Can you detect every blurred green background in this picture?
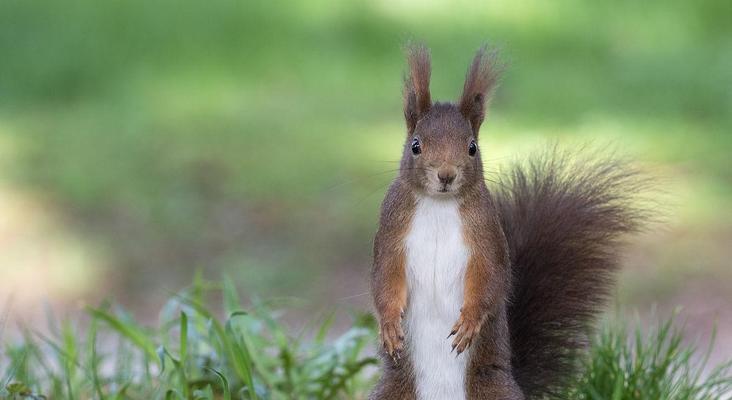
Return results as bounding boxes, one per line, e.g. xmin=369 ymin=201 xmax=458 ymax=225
xmin=0 ymin=0 xmax=730 ymax=356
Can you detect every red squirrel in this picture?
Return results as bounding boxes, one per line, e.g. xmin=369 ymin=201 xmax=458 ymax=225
xmin=370 ymin=45 xmax=646 ymax=400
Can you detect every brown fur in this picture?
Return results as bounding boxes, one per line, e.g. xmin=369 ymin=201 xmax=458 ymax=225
xmin=371 ymin=181 xmax=413 ymax=359
xmin=403 ymin=44 xmax=432 ymax=134
xmin=497 ymin=150 xmax=650 ymax=398
xmin=458 ymin=46 xmax=501 ymax=136
xmin=371 ymin=44 xmax=648 ymax=399
xmin=372 ymin=44 xmax=520 ymax=399
xmin=370 ymin=181 xmax=418 ymax=400
xmin=451 ymin=187 xmax=511 ymax=356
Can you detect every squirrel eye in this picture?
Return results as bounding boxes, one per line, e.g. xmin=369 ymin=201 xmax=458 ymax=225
xmin=411 ymin=138 xmax=421 ymax=155
xmin=468 ymin=140 xmax=477 ymax=156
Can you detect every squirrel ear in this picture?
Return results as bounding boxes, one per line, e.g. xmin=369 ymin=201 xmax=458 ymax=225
xmin=458 ymin=46 xmax=501 ymax=136
xmin=403 ymin=44 xmax=431 ymax=134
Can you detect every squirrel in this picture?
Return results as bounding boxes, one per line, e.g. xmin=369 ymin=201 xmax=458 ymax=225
xmin=370 ymin=44 xmax=647 ymax=400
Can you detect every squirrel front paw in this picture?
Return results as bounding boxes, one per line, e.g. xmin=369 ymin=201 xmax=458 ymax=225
xmin=448 ymin=309 xmax=483 ymax=355
xmin=379 ymin=313 xmax=405 ymax=361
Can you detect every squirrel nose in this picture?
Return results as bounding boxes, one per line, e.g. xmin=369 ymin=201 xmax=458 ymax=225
xmin=437 ymin=167 xmax=457 ymax=185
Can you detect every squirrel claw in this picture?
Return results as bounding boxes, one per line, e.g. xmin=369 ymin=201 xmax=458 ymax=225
xmin=449 ymin=310 xmax=482 ymax=355
xmin=380 ymin=317 xmax=405 ymax=362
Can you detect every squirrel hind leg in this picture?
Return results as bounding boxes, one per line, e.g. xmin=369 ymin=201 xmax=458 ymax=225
xmin=466 ymin=306 xmax=525 ymax=400
xmin=369 ymin=374 xmax=417 ymax=400
xmin=466 ymin=368 xmax=524 ymax=400
xmin=369 ymin=356 xmax=417 ymax=400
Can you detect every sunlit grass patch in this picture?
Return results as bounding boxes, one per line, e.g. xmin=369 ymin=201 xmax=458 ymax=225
xmin=2 ymin=279 xmax=732 ymax=399
xmin=566 ymin=315 xmax=732 ymax=400
xmin=1 ymin=276 xmax=378 ymax=399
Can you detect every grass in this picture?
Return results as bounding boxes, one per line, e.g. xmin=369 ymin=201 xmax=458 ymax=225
xmin=2 ymin=278 xmax=731 ymax=399
xmin=1 ymin=276 xmax=378 ymax=399
xmin=569 ymin=317 xmax=732 ymax=399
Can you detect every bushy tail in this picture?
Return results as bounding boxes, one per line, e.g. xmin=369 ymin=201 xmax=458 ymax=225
xmin=493 ymin=149 xmax=651 ymax=398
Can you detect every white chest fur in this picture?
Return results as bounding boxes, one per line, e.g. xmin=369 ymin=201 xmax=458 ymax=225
xmin=404 ymin=195 xmax=470 ymax=400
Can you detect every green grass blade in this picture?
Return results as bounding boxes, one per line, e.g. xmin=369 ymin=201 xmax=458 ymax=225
xmin=180 ymin=311 xmax=188 ymax=367
xmin=224 ymin=321 xmax=257 ymax=399
xmin=87 ymin=318 xmax=105 ymax=400
xmin=205 ymin=367 xmax=232 ymax=400
xmin=87 ymin=307 xmax=158 ymax=364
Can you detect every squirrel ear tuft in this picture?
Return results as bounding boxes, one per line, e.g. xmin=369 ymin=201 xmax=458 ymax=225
xmin=459 ymin=46 xmax=501 ymax=136
xmin=403 ymin=43 xmax=432 ymax=134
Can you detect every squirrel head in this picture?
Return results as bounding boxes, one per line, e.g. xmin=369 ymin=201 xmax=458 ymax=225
xmin=399 ymin=44 xmax=500 ymax=197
